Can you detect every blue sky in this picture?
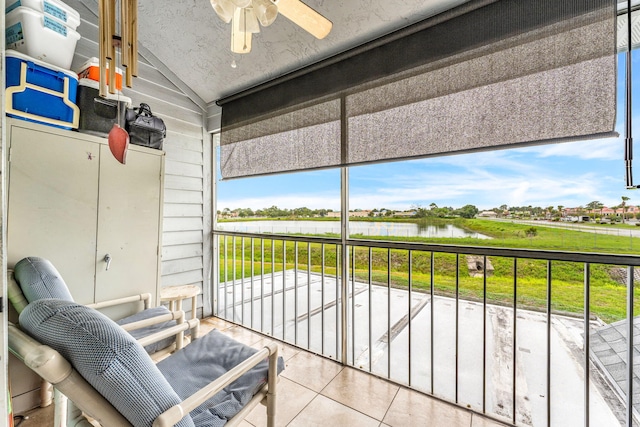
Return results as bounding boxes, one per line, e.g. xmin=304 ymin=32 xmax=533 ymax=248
xmin=217 ymin=55 xmax=636 ymax=212
xmin=217 ymin=138 xmax=625 ymax=212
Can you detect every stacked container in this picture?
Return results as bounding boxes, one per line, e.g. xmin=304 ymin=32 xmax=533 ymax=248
xmin=5 ymin=0 xmax=81 ymax=129
xmin=75 ymin=78 xmax=132 ymax=137
xmin=74 ymin=58 xmax=131 ymax=136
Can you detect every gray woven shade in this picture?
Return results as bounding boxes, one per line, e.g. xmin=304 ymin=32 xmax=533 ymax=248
xmin=219 ymin=0 xmax=617 ymax=179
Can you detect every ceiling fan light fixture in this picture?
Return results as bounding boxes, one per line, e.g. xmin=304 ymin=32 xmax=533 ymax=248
xmin=252 ymin=0 xmax=278 ymax=27
xmin=233 ymin=6 xmax=260 ymax=34
xmin=232 ymin=10 xmax=253 ymax=53
xmin=210 ymin=0 xmax=235 ymax=23
xmin=230 ymin=0 xmax=251 ymax=8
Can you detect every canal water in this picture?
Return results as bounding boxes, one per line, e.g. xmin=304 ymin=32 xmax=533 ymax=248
xmin=217 ymin=220 xmax=490 ymax=239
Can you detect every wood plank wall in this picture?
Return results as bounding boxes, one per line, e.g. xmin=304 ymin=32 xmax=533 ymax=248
xmin=65 ymin=0 xmax=212 ymax=317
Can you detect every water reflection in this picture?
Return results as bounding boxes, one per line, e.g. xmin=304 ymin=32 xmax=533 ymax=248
xmin=218 ymin=220 xmax=490 ymax=239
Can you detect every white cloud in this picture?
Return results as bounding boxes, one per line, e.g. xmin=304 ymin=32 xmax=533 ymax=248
xmin=218 ymin=137 xmax=631 ymax=212
xmin=350 ymin=165 xmax=624 ymax=211
xmin=218 ymin=193 xmax=341 ymax=211
xmin=518 ymin=137 xmax=622 ymax=161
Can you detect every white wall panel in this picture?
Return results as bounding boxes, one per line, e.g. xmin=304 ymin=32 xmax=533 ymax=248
xmin=65 ymin=0 xmax=212 ymax=316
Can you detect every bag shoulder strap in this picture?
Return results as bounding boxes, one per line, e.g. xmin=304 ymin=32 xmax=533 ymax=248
xmin=137 ymin=103 xmax=153 ymax=117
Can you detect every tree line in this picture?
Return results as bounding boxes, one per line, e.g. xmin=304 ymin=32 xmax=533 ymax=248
xmin=217 ymin=204 xmax=480 ymax=219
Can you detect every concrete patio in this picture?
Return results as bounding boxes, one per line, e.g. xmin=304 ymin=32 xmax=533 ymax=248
xmin=218 ymin=270 xmax=626 ymax=426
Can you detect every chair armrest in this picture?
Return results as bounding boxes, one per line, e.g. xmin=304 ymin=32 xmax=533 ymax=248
xmin=136 ymin=318 xmax=200 ymax=350
xmin=152 ymin=342 xmax=278 ymax=427
xmin=120 ymin=310 xmax=185 ymax=332
xmin=86 ymin=293 xmax=152 ymax=310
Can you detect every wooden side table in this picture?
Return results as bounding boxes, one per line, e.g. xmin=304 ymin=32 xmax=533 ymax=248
xmin=160 ymin=284 xmax=201 ymax=320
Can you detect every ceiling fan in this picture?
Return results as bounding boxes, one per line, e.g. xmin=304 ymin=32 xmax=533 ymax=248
xmin=210 ymin=0 xmax=332 ymax=53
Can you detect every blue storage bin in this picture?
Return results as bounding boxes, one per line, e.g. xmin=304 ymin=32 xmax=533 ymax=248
xmin=5 ymin=49 xmax=79 ymax=129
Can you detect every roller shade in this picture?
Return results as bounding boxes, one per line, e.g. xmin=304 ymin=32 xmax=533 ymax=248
xmin=219 ymin=0 xmax=617 ymax=179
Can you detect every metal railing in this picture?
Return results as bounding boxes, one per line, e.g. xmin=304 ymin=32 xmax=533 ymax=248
xmin=213 ymin=229 xmax=640 ymax=427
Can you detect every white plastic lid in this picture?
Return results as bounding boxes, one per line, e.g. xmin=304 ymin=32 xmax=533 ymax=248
xmin=78 ymin=78 xmax=132 ymax=106
xmin=5 ymin=49 xmax=78 ymax=79
xmin=75 ymin=57 xmax=123 ymax=75
xmin=5 ymin=0 xmax=81 ymax=30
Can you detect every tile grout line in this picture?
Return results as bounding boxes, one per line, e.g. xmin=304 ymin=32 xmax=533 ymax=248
xmin=276 ymin=359 xmax=345 ymax=426
xmin=285 ymin=393 xmax=322 ymax=426
xmin=379 ymin=387 xmax=401 ymax=426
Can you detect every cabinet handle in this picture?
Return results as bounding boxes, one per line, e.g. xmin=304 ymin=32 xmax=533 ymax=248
xmin=104 ymin=254 xmax=112 ymax=271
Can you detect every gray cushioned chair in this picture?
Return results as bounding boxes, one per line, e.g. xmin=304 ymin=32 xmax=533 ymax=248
xmin=13 ymin=299 xmax=282 ymax=427
xmin=11 ymin=256 xmax=198 ymax=355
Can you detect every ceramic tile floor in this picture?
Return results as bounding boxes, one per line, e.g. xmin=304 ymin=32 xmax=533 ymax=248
xmin=200 ymin=317 xmax=509 ymax=427
xmin=15 ymin=317 xmax=511 ymax=427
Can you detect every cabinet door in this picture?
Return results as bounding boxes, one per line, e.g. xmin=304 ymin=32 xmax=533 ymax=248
xmin=95 ymin=145 xmax=163 ymax=308
xmin=7 ymin=126 xmax=100 ymax=304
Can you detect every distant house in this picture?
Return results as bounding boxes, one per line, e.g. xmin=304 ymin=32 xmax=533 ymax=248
xmin=394 ymin=211 xmax=416 ymax=217
xmin=478 ymin=211 xmax=498 ymax=218
xmin=327 ymin=210 xmax=372 ymax=218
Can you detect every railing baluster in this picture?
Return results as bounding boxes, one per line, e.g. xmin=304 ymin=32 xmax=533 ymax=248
xmin=251 ymin=238 xmax=254 ymax=330
xmin=308 ymin=242 xmax=311 ymax=350
xmin=627 ymin=265 xmax=634 ymax=427
xmin=387 ymin=248 xmax=391 ymax=379
xmin=232 ymin=236 xmax=237 ymax=323
xmin=241 ymin=237 xmax=245 ymax=325
xmin=369 ymin=246 xmax=373 ymax=373
xmin=430 ymin=251 xmax=435 ymax=394
xmin=336 ymin=244 xmax=340 ymax=360
xmin=261 ymin=239 xmax=265 ymax=332
xmin=408 ymin=250 xmax=413 ymax=387
xmin=271 ymin=239 xmax=275 ymax=336
xmin=295 ymin=241 xmax=299 ymax=346
xmin=513 ymin=258 xmax=518 ymax=426
xmin=283 ymin=240 xmax=287 ymax=342
xmin=547 ymin=260 xmax=552 ymax=427
xmin=584 ymin=262 xmax=590 ymax=427
xmin=352 ymin=245 xmax=356 ymax=366
xmin=224 ymin=235 xmax=228 ymax=319
xmin=483 ymin=254 xmax=487 ymax=413
xmin=455 ymin=253 xmax=459 ymax=404
xmin=322 ymin=243 xmax=325 ymax=356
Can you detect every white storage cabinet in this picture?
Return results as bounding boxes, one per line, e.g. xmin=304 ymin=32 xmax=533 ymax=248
xmin=6 ymin=118 xmax=165 ymax=310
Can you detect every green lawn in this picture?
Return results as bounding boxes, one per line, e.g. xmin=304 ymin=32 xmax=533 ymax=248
xmin=217 ymin=219 xmax=640 ymax=323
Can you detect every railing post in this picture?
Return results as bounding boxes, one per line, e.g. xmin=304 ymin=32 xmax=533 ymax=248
xmin=339 ymin=94 xmax=349 ymax=364
xmin=340 ymin=166 xmax=349 ymax=364
xmin=627 ymin=266 xmax=634 ymax=427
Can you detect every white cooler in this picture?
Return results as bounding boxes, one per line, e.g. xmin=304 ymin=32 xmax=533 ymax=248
xmin=5 ymin=6 xmax=81 ymax=69
xmin=5 ymin=0 xmax=81 ymax=30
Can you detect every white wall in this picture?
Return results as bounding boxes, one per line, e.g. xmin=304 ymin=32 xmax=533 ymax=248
xmin=65 ymin=0 xmax=212 ymax=316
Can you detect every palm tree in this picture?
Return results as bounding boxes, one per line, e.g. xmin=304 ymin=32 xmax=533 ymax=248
xmin=586 ymin=201 xmax=602 ymax=220
xmin=621 ymin=196 xmax=630 ymax=223
xmin=546 ymin=206 xmax=554 ymax=219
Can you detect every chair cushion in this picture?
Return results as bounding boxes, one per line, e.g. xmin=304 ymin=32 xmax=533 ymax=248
xmin=19 ymin=299 xmax=195 ymax=427
xmin=157 ymin=329 xmax=284 ymax=427
xmin=14 ymin=257 xmax=73 ymax=302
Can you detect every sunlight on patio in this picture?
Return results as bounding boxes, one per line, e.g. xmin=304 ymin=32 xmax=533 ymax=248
xmin=18 ymin=316 xmax=507 ymax=427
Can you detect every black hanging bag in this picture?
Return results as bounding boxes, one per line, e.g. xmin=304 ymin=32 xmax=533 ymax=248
xmin=125 ymin=103 xmax=166 ymax=150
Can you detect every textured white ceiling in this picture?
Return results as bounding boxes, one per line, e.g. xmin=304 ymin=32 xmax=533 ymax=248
xmin=136 ymin=0 xmax=469 ymax=104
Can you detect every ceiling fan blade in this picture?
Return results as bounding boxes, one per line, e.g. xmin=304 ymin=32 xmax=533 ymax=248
xmin=274 ymin=0 xmax=332 ymax=39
